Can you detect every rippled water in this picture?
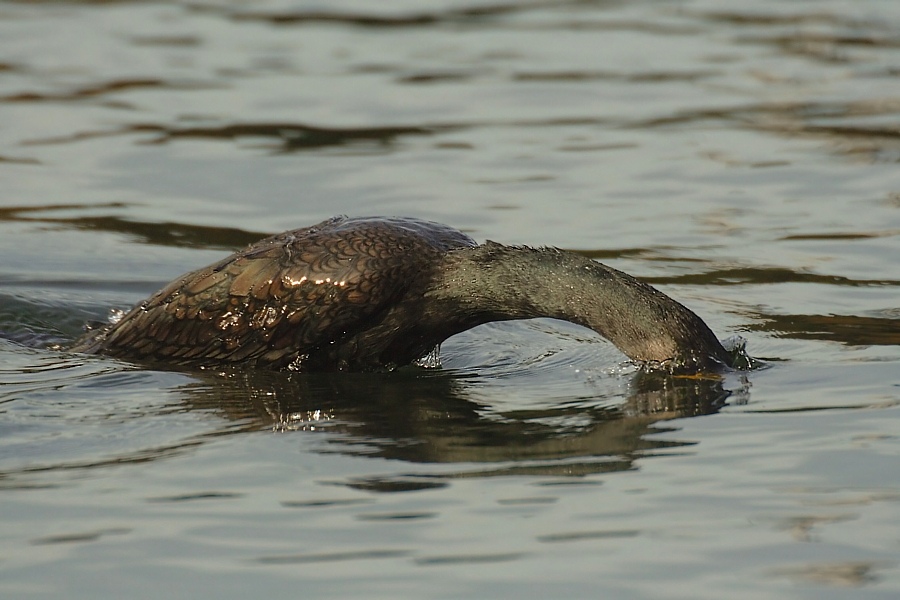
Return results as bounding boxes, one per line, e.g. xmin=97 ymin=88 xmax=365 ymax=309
xmin=2 ymin=1 xmax=899 ymax=598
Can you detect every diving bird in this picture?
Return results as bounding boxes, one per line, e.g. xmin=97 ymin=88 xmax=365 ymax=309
xmin=72 ymin=216 xmax=735 ymax=372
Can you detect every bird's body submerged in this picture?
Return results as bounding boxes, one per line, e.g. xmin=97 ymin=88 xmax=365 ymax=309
xmin=73 ymin=216 xmax=734 ymax=373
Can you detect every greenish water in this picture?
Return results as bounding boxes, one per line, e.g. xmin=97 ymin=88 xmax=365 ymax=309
xmin=1 ymin=1 xmax=898 ymax=598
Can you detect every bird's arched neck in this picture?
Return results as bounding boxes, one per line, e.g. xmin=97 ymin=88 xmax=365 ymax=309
xmin=426 ymin=242 xmax=732 ymax=372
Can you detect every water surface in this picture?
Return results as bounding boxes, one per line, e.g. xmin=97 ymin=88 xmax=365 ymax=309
xmin=1 ymin=1 xmax=899 ymax=598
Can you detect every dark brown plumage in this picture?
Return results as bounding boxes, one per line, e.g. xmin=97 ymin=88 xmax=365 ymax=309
xmin=72 ymin=216 xmax=734 ymax=372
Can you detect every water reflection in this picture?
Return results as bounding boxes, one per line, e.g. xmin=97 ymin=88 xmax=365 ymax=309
xmin=23 ymin=121 xmax=442 ymax=154
xmin=749 ymin=312 xmax=900 ymax=346
xmin=0 ymin=203 xmax=265 ymax=250
xmin=620 ymin=91 xmax=900 ymax=163
xmin=643 ymin=266 xmax=900 ymax=287
xmin=1 ymin=78 xmax=220 ymax=108
xmin=772 ymin=561 xmax=888 ymax=587
xmin=177 ymin=366 xmax=735 ymax=484
xmin=0 ymin=339 xmax=740 ymax=488
xmin=19 ymin=97 xmax=900 ymax=163
xmin=223 ymin=3 xmax=540 ymax=28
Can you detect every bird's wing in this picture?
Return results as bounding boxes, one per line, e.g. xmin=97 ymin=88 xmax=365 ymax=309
xmin=85 ymin=217 xmax=459 ymax=369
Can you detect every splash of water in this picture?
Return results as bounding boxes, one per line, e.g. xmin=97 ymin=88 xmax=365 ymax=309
xmin=415 ymin=344 xmax=442 ymax=369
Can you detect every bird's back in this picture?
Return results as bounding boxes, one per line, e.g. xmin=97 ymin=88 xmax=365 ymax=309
xmin=73 ymin=216 xmax=476 ymax=370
